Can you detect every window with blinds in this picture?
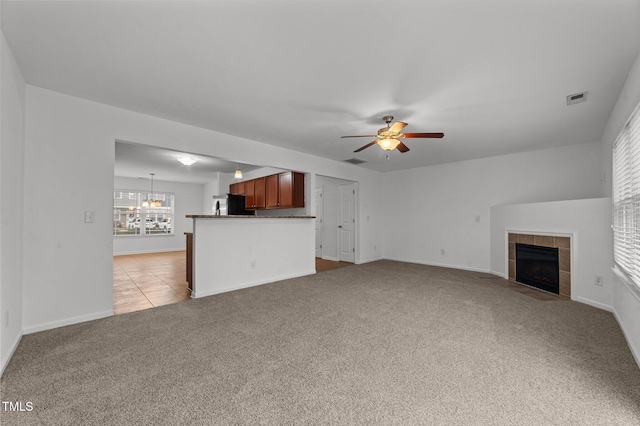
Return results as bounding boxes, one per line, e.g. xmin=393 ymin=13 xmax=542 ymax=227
xmin=612 ymin=101 xmax=640 ymax=291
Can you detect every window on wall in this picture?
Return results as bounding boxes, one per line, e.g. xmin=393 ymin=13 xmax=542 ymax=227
xmin=612 ymin=101 xmax=640 ymax=292
xmin=113 ymin=190 xmax=175 ymax=236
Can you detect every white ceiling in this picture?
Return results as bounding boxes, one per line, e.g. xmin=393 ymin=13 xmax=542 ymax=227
xmin=3 ymin=0 xmax=640 ymax=175
xmin=114 ymin=141 xmax=262 ymax=184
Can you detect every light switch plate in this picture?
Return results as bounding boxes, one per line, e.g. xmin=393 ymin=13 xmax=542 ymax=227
xmin=84 ymin=211 xmax=96 ymax=223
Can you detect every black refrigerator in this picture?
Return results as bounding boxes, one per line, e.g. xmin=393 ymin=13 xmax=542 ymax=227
xmin=227 ymin=194 xmax=254 ymax=216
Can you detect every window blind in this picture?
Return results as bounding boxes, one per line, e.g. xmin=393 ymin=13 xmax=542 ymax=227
xmin=612 ymin=101 xmax=640 ymax=290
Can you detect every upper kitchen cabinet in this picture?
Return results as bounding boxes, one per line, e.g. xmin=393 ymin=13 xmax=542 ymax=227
xmin=280 ymin=171 xmax=305 ymax=208
xmin=265 ymin=174 xmax=279 ymax=208
xmin=229 ymin=182 xmax=245 ymax=196
xmin=232 ymin=171 xmax=304 ymax=210
xmin=245 ymin=177 xmax=266 ymax=210
xmin=244 ymin=180 xmax=255 ymax=208
xmin=267 ymin=171 xmax=304 ymax=209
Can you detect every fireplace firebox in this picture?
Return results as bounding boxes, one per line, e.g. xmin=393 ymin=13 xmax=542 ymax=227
xmin=515 ymin=243 xmax=560 ymax=294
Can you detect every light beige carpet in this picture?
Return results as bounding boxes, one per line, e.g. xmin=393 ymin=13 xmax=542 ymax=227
xmin=2 ymin=260 xmax=639 ymax=425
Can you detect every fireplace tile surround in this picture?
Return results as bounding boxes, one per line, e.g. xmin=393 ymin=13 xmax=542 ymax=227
xmin=508 ymin=233 xmax=571 ymax=297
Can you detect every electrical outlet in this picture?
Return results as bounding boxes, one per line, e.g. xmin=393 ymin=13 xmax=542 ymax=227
xmin=374 ymin=245 xmax=377 ymax=251
xmin=441 ymin=249 xmax=446 ymax=255
xmin=251 ymin=261 xmax=256 ymax=269
xmin=595 ymin=275 xmax=604 ymax=286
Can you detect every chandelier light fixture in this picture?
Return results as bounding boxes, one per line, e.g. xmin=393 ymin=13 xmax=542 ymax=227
xmin=142 ymin=173 xmax=161 ymax=207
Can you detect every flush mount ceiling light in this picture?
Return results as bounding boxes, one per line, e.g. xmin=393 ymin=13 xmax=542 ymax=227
xmin=177 ymin=155 xmax=197 ymax=166
xmin=234 ymin=164 xmax=243 ymax=179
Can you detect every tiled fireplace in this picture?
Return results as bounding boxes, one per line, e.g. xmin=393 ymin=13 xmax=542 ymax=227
xmin=508 ymin=233 xmax=571 ymax=297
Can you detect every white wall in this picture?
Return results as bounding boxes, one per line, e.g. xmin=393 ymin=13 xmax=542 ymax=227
xmin=21 ymin=85 xmax=384 ymax=334
xmin=202 ymin=173 xmax=220 ymax=213
xmin=382 ymin=142 xmax=604 ymax=273
xmin=490 ymin=198 xmax=613 ymax=310
xmin=192 ymin=217 xmax=315 ymax=298
xmin=113 ymin=176 xmax=204 ymax=255
xmin=600 ymin=48 xmax=640 ymax=367
xmin=0 ymin=31 xmax=26 ymax=373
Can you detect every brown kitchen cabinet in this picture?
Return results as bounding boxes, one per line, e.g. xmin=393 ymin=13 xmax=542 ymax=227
xmin=254 ymin=177 xmax=266 ymax=209
xmin=244 ymin=177 xmax=266 ymax=210
xmin=232 ymin=171 xmax=304 ymax=210
xmin=244 ymin=179 xmax=255 ymax=208
xmin=229 ymin=182 xmax=244 ymax=195
xmin=280 ymin=171 xmax=305 ymax=208
xmin=265 ymin=174 xmax=279 ymax=208
xmin=266 ymin=171 xmax=304 ymax=208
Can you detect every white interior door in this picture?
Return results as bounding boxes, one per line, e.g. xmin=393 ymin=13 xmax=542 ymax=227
xmin=338 ymin=183 xmax=355 ymax=263
xmin=315 ymin=186 xmax=323 ymax=258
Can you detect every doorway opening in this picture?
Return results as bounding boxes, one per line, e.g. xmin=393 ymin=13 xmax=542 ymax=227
xmin=315 ymin=175 xmax=357 ymax=266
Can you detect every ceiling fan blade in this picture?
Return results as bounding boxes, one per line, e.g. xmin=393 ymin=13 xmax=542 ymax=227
xmin=396 ymin=142 xmax=410 ymax=153
xmin=341 ymin=135 xmax=377 ymax=138
xmin=403 ymin=132 xmax=444 ymax=138
xmin=388 ymin=121 xmax=408 ymax=133
xmin=354 ymin=140 xmax=377 ymax=153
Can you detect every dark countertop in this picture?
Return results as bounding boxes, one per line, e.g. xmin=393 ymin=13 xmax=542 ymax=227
xmin=186 ymin=215 xmax=316 ymax=219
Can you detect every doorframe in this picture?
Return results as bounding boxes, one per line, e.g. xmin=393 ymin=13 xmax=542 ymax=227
xmin=337 ymin=182 xmax=357 ymax=263
xmin=315 ymin=186 xmax=324 ymax=258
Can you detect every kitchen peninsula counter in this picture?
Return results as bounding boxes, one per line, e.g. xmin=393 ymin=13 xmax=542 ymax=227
xmin=186 ymin=215 xmax=316 ymax=298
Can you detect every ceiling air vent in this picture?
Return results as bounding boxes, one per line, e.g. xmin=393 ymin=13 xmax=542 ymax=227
xmin=344 ymin=158 xmax=367 ymax=165
xmin=566 ymin=91 xmax=588 ymax=106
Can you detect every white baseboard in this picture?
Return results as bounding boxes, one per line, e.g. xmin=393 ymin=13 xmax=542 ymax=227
xmin=383 ymin=257 xmax=491 ymax=274
xmin=612 ymin=307 xmax=640 ymax=370
xmin=192 ymin=269 xmax=316 ymax=299
xmin=113 ymin=248 xmax=185 ymax=256
xmin=490 ymin=273 xmax=617 ymax=315
xmin=22 ymin=310 xmax=114 ymax=335
xmin=574 ymin=296 xmax=613 ymax=313
xmin=355 ymin=255 xmax=384 ymax=265
xmin=321 ymin=255 xmax=339 ymax=262
xmin=1 ymin=331 xmax=23 ymax=377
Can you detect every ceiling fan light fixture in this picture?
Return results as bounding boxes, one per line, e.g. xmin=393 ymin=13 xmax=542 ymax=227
xmin=177 ymin=155 xmax=197 ymax=166
xmin=378 ymin=138 xmax=400 ymax=151
xmin=343 ymin=116 xmax=443 ymax=155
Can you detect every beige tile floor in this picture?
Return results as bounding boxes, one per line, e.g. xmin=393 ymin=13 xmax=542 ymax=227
xmin=113 ymin=251 xmax=191 ymax=315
